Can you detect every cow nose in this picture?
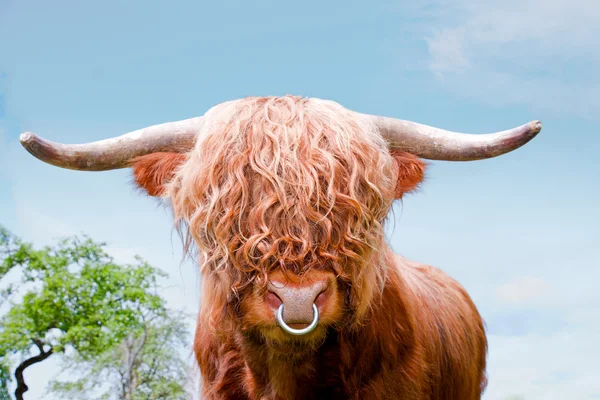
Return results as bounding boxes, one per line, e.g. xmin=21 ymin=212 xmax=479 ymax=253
xmin=266 ymin=279 xmax=328 ymax=327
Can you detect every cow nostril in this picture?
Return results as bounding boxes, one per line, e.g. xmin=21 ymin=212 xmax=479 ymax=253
xmin=265 ymin=290 xmax=283 ymax=309
xmin=314 ymin=287 xmax=329 ymax=308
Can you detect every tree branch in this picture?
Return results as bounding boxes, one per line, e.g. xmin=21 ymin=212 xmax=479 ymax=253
xmin=32 ymin=338 xmax=46 ymax=353
xmin=14 ymin=343 xmax=54 ymax=400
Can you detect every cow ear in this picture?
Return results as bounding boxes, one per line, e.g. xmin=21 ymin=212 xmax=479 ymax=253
xmin=131 ymin=152 xmax=187 ymax=197
xmin=391 ymin=151 xmax=427 ymax=199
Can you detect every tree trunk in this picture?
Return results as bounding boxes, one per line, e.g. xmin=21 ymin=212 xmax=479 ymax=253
xmin=14 ymin=346 xmax=53 ymax=400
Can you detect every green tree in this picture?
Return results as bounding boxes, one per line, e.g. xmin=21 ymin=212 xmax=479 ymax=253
xmin=0 ymin=226 xmax=190 ymax=400
xmin=50 ymin=311 xmax=192 ymax=400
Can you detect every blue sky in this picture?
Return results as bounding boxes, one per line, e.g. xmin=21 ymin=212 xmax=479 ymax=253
xmin=1 ymin=0 xmax=599 ymax=399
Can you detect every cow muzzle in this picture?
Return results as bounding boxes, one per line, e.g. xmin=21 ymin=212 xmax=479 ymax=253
xmin=266 ymin=278 xmax=329 ymax=336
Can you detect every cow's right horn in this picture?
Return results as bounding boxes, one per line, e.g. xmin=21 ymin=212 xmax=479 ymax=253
xmin=19 ymin=117 xmax=203 ymax=171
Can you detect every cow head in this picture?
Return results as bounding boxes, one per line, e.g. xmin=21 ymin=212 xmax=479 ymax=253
xmin=19 ymin=95 xmax=541 ymax=349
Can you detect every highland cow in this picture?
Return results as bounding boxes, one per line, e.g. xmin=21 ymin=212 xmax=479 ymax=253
xmin=20 ymin=95 xmax=542 ymax=399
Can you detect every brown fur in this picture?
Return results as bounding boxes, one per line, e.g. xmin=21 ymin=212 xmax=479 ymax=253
xmin=192 ymin=252 xmax=487 ymax=400
xmin=133 ymin=150 xmax=424 ymax=201
xmin=132 ymin=152 xmax=187 ymax=197
xmin=130 ymin=96 xmax=488 ymax=399
xmin=391 ymin=151 xmax=427 ymax=199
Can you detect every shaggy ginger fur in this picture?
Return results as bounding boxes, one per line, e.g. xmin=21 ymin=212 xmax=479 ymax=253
xmin=132 ymin=96 xmax=486 ymax=399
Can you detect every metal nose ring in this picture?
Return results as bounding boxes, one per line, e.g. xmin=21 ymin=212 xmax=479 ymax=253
xmin=276 ymin=303 xmax=319 ymax=335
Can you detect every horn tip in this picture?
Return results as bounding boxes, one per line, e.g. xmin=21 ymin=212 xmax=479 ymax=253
xmin=19 ymin=132 xmax=36 ymax=145
xmin=19 ymin=132 xmax=43 ymax=155
xmin=530 ymin=120 xmax=542 ymax=133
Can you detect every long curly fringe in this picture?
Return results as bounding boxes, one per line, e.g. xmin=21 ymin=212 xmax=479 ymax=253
xmin=166 ymin=95 xmax=398 ymax=328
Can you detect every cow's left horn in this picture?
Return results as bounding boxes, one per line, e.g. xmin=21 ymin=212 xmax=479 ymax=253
xmin=367 ymin=115 xmax=542 ymax=161
xmin=19 ymin=117 xmax=203 ymax=171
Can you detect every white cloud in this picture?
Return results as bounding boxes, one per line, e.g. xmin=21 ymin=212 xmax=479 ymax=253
xmin=426 ymin=0 xmax=600 ymax=69
xmin=496 ymin=276 xmax=552 ymax=304
xmin=426 ymin=27 xmax=471 ymax=75
xmin=423 ymin=0 xmax=600 ymax=118
xmin=485 ymin=330 xmax=600 ymax=400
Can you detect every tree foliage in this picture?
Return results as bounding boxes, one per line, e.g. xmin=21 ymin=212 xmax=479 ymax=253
xmin=0 ymin=225 xmax=191 ymax=399
xmin=0 ymin=359 xmax=10 ymax=400
xmin=50 ymin=311 xmax=192 ymax=400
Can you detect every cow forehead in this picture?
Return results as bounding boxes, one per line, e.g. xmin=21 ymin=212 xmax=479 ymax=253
xmin=165 ymin=97 xmax=397 ymax=280
xmin=168 ymin=98 xmax=397 ymax=210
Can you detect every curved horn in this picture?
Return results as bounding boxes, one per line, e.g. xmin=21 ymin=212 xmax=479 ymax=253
xmin=19 ymin=117 xmax=203 ymax=171
xmin=367 ymin=115 xmax=542 ymax=161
